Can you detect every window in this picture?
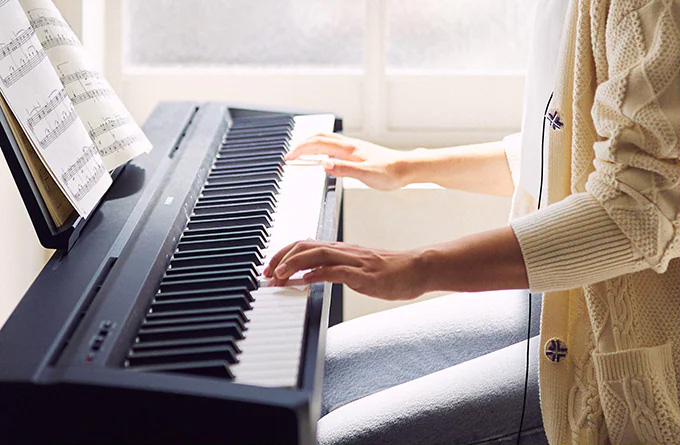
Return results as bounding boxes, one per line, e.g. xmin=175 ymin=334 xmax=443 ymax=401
xmin=94 ymin=0 xmax=537 ymax=147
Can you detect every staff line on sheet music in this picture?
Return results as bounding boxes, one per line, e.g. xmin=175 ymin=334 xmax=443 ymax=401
xmin=29 ymin=16 xmax=69 ymax=30
xmin=1 ymin=46 xmax=46 ymax=87
xmin=100 ymin=133 xmax=140 ymax=157
xmin=59 ymin=69 xmax=101 ymax=86
xmin=26 ymin=88 xmax=68 ymax=128
xmin=70 ymin=88 xmax=114 ymax=106
xmin=89 ymin=116 xmax=131 ymax=140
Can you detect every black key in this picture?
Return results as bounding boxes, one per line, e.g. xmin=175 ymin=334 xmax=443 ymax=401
xmin=132 ymin=336 xmax=241 ymax=353
xmin=143 ymin=313 xmax=246 ymax=331
xmin=206 ymin=171 xmax=282 ymax=183
xmin=152 ymin=294 xmax=252 ymax=311
xmin=167 ymin=262 xmax=258 ymax=278
xmin=226 ymin=126 xmax=292 ymax=139
xmin=127 ymin=345 xmax=239 ymax=367
xmin=186 ymin=215 xmax=273 ymax=230
xmin=210 ymin=163 xmax=284 ymax=176
xmin=126 ymin=360 xmax=235 ymax=379
xmin=213 ymin=153 xmax=284 ymax=165
xmin=158 ymin=273 xmax=257 ymax=293
xmin=230 ymin=116 xmax=293 ymax=129
xmin=162 ymin=266 xmax=258 ymax=285
xmin=192 ymin=201 xmax=275 ymax=215
xmin=188 ymin=208 xmax=272 ymax=223
xmin=196 ymin=193 xmax=276 ymax=207
xmin=137 ymin=321 xmax=245 ymax=342
xmin=146 ymin=308 xmax=247 ymax=324
xmin=181 ymin=224 xmax=269 ymax=239
xmin=169 ymin=251 xmax=262 ymax=269
xmin=180 ymin=227 xmax=267 ymax=242
xmin=218 ymin=146 xmax=287 ymax=158
xmin=199 ymin=184 xmax=279 ymax=199
xmin=177 ymin=236 xmax=265 ymax=253
xmin=205 ymin=177 xmax=280 ymax=190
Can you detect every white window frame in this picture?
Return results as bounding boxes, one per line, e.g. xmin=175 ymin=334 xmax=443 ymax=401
xmin=71 ymin=0 xmax=525 ymax=148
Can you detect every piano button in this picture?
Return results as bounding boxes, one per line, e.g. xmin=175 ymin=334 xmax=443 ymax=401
xmin=137 ymin=321 xmax=245 ymax=342
xmin=158 ymin=274 xmax=258 ymax=293
xmin=126 ymin=360 xmax=235 ymax=380
xmin=152 ymin=295 xmax=252 ymax=312
xmin=132 ymin=336 xmax=241 ymax=354
xmin=146 ymin=307 xmax=248 ymax=324
xmin=127 ymin=345 xmax=239 ymax=367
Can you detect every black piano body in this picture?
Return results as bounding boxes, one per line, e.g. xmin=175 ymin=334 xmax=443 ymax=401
xmin=0 ymin=102 xmax=343 ymax=444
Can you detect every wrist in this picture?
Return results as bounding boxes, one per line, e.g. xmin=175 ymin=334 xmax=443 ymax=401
xmin=390 ymin=148 xmax=427 ymax=187
xmin=411 ymin=245 xmax=446 ymax=294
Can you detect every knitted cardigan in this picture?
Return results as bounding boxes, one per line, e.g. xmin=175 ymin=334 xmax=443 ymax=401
xmin=507 ymin=0 xmax=679 ymax=443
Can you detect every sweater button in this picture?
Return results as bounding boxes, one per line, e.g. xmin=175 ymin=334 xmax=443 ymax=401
xmin=546 ymin=109 xmax=564 ymax=130
xmin=544 ymin=338 xmax=568 ymax=363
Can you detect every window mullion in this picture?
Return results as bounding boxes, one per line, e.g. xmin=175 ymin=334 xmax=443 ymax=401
xmin=362 ymin=0 xmax=387 ymax=140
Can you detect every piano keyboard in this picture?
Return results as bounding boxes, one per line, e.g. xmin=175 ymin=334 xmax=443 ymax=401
xmin=124 ymin=113 xmax=335 ymax=387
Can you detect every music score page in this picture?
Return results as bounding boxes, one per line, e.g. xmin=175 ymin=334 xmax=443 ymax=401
xmin=0 ymin=0 xmax=110 ymax=217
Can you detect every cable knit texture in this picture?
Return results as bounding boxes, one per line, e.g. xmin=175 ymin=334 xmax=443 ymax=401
xmin=509 ymin=0 xmax=679 ymax=443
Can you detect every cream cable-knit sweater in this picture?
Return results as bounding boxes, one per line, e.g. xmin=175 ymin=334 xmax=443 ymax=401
xmin=507 ymin=0 xmax=680 ymax=443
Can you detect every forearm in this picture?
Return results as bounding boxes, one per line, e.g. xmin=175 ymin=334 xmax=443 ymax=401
xmin=398 ymin=141 xmax=515 ymax=197
xmin=418 ymin=226 xmax=529 ymax=292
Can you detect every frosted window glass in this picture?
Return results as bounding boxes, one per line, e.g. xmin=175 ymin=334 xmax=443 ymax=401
xmin=125 ymin=0 xmax=364 ymax=68
xmin=387 ymin=0 xmax=537 ymax=72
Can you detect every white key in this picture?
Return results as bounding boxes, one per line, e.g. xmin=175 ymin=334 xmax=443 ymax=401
xmin=231 ymin=114 xmax=334 ymax=387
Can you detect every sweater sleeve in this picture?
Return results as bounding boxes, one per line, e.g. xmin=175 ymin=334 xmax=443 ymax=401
xmin=510 ymin=2 xmax=680 ymax=292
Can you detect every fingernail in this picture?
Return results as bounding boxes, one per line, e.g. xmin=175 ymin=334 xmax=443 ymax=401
xmin=274 ymin=264 xmax=288 ymax=277
xmin=322 ymin=160 xmax=334 ymax=170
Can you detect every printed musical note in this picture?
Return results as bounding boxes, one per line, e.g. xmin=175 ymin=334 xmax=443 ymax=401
xmin=37 ymin=104 xmax=76 ymax=147
xmin=26 ymin=87 xmax=66 ymax=128
xmin=0 ymin=26 xmax=47 ymax=87
xmin=0 ymin=26 xmax=34 ymax=59
xmin=88 ymin=116 xmax=131 ymax=140
xmin=41 ymin=31 xmax=78 ymax=50
xmin=60 ymin=144 xmax=107 ymax=201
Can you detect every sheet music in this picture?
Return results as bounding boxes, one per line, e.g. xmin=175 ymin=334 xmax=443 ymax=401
xmin=0 ymin=94 xmax=73 ymax=226
xmin=20 ymin=0 xmax=153 ymax=171
xmin=0 ymin=0 xmax=110 ymax=217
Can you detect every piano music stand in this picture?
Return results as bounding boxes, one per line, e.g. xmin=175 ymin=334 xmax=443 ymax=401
xmin=0 ymin=111 xmax=125 ymax=251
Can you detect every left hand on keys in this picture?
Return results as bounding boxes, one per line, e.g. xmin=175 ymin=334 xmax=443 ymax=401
xmin=263 ymin=240 xmax=428 ymax=300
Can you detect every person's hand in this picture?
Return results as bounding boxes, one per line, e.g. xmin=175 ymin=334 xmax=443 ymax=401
xmin=262 ymin=240 xmax=429 ymax=300
xmin=286 ymin=133 xmax=411 ymax=190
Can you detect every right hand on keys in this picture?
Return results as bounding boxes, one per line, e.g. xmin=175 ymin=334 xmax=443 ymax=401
xmin=286 ymin=133 xmax=411 ymax=190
